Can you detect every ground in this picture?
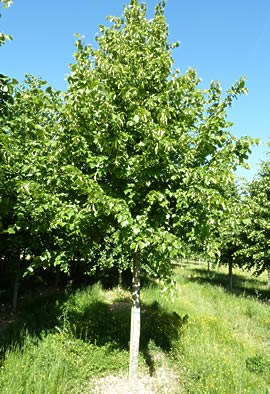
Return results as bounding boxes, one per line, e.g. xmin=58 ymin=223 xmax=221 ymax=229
xmin=90 ymin=351 xmax=180 ymax=393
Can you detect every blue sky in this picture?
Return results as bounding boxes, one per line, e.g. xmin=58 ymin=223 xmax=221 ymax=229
xmin=1 ymin=0 xmax=269 ymax=180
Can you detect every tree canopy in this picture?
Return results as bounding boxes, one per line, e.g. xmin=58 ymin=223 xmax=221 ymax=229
xmin=54 ymin=0 xmax=252 ymax=280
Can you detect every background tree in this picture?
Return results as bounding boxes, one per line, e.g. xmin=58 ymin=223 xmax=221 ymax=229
xmin=0 ymin=76 xmax=62 ymax=310
xmin=237 ymin=157 xmax=270 ymax=284
xmin=216 ymin=182 xmax=249 ymax=289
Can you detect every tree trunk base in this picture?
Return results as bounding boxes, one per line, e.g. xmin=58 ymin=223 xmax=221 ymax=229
xmin=128 ymin=251 xmax=141 ymax=391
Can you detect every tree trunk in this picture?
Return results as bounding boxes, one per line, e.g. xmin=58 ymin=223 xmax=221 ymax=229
xmin=228 ymin=259 xmax=233 ymax=290
xmin=129 ymin=251 xmax=141 ymax=391
xmin=267 ymin=269 xmax=270 ymax=287
xmin=55 ymin=269 xmax=60 ymax=290
xmin=207 ymin=261 xmax=210 ymax=276
xmin=11 ymin=250 xmax=22 ymax=314
xmin=118 ymin=270 xmax=123 ymax=291
xmin=12 ymin=272 xmax=20 ymax=313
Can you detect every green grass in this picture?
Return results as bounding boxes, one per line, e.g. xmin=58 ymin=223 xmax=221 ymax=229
xmin=171 ymin=263 xmax=270 ymax=393
xmin=0 ymin=284 xmax=131 ymax=394
xmin=0 ymin=333 xmax=129 ymax=394
xmin=0 ymin=265 xmax=270 ymax=393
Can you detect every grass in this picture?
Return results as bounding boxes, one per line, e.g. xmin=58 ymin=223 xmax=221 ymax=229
xmin=172 ymin=262 xmax=270 ymax=393
xmin=0 ymin=333 xmax=130 ymax=393
xmin=0 ymin=263 xmax=270 ymax=393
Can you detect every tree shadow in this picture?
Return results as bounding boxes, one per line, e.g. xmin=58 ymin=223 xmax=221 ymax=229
xmin=0 ymin=287 xmax=188 ymax=376
xmin=0 ymin=289 xmax=69 ymax=354
xmin=187 ymin=268 xmax=270 ymax=302
xmin=65 ymin=298 xmax=188 ymax=375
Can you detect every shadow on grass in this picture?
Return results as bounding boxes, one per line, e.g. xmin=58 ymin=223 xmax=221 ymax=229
xmin=0 ymin=287 xmax=188 ymax=375
xmin=0 ymin=290 xmax=69 ymax=354
xmin=187 ymin=268 xmax=270 ymax=302
xmin=63 ymin=298 xmax=187 ymax=375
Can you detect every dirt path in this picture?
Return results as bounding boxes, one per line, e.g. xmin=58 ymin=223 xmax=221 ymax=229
xmin=89 ymin=351 xmax=180 ymax=394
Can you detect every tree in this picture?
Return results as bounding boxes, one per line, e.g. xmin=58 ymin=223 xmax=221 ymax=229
xmin=0 ymin=75 xmax=63 ymax=310
xmin=238 ymin=157 xmax=270 ymax=284
xmin=216 ymin=182 xmax=248 ymax=289
xmin=58 ymin=0 xmax=253 ymax=387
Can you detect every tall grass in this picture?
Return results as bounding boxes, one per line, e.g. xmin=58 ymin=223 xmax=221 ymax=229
xmin=0 ymin=332 xmax=129 ymax=394
xmin=0 ymin=265 xmax=270 ymax=393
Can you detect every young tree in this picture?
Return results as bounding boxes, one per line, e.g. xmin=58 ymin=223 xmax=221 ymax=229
xmin=61 ymin=0 xmax=253 ymax=386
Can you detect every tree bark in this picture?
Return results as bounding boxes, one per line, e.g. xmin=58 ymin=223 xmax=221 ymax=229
xmin=228 ymin=259 xmax=233 ymax=290
xmin=267 ymin=269 xmax=270 ymax=287
xmin=129 ymin=251 xmax=141 ymax=391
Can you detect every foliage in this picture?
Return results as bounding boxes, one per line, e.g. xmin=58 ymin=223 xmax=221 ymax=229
xmin=0 ymin=0 xmax=13 ymax=6
xmin=0 ymin=0 xmax=13 ymax=46
xmin=0 ymin=76 xmax=65 ymax=305
xmin=246 ymin=354 xmax=270 ymax=375
xmin=0 ymin=0 xmax=255 ymax=287
xmin=45 ymin=0 xmax=254 ymax=281
xmin=214 ymin=182 xmax=247 ymax=271
xmin=236 ymin=157 xmax=270 ymax=275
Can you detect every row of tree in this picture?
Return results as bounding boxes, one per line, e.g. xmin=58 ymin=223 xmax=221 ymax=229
xmin=1 ymin=0 xmax=269 ymax=387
